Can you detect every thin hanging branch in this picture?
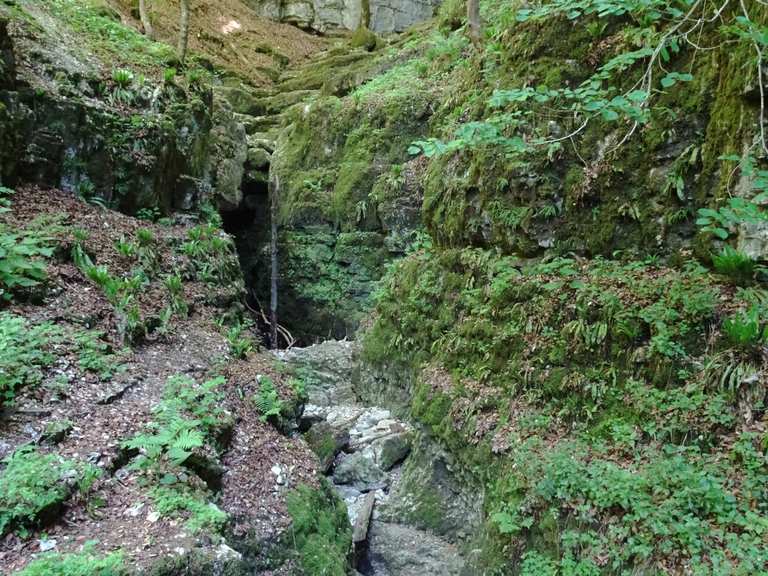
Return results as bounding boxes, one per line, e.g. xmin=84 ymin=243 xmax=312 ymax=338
xmin=269 ymin=173 xmax=280 ymax=350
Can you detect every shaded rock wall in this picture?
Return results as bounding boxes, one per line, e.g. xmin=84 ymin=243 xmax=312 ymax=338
xmin=0 ymin=9 xmax=248 ymax=215
xmin=248 ymin=0 xmax=441 ymax=34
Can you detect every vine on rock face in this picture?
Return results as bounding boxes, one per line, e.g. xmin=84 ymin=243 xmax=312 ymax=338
xmin=411 ymin=0 xmax=766 ymax=160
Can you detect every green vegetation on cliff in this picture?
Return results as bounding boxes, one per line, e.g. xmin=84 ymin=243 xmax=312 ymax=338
xmin=365 ymin=247 xmax=768 ymax=573
xmin=341 ymin=0 xmax=768 ymax=572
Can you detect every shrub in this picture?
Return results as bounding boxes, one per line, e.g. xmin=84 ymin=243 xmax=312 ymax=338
xmin=0 ymin=313 xmax=61 ymax=405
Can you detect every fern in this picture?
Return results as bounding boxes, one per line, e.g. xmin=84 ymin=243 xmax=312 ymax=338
xmin=124 ymin=411 xmax=204 ymax=466
xmin=254 ymin=376 xmax=284 ymax=422
xmin=124 ymin=375 xmax=226 ymax=467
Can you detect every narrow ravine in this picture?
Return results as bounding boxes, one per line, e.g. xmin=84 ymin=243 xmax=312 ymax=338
xmin=278 ymin=341 xmax=465 ymax=575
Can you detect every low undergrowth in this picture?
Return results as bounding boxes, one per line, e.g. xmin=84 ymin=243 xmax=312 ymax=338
xmin=0 ymin=188 xmax=54 ymax=302
xmin=0 ymin=314 xmax=61 ymax=407
xmin=123 ymin=374 xmax=232 ymax=534
xmin=0 ymin=446 xmax=99 ymax=537
xmin=15 ymin=546 xmax=125 ymax=576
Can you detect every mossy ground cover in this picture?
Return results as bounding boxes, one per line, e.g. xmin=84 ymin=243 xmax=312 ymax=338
xmin=364 ymin=247 xmax=768 ymax=574
xmin=286 ymin=482 xmax=352 ymax=576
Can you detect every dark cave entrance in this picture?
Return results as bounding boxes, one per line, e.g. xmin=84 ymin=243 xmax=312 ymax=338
xmin=221 ymin=173 xmax=275 ymax=346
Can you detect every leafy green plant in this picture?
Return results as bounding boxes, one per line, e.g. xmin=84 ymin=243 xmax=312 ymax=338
xmin=151 ymin=485 xmax=227 ymax=534
xmin=0 ymin=313 xmax=62 ymax=405
xmin=0 ymin=223 xmax=53 ymax=301
xmin=225 ymin=321 xmax=254 ymax=359
xmin=110 ymin=68 xmax=135 ymax=105
xmin=253 ymin=376 xmax=284 ymax=422
xmin=74 ymin=330 xmax=125 ymax=380
xmin=124 ymin=409 xmax=204 ymax=468
xmin=74 ymin=251 xmax=144 ymax=343
xmin=178 ymin=224 xmax=239 ymax=283
xmin=15 ymin=545 xmax=125 ymax=576
xmin=163 ymin=68 xmax=178 ymax=83
xmin=288 ymin=377 xmax=307 ymax=402
xmin=136 ymin=207 xmax=162 ymax=222
xmin=490 ymin=508 xmax=531 ymax=536
xmin=722 ymin=306 xmax=765 ymax=348
xmin=697 ymin=157 xmax=768 ymax=240
xmin=0 ymin=447 xmax=82 ymax=536
xmin=164 ymin=273 xmax=188 ymax=317
xmin=0 ymin=186 xmax=12 ymax=213
xmin=115 ymin=236 xmax=136 ymax=258
xmin=163 ymin=375 xmax=228 ymax=432
xmin=124 ymin=375 xmax=228 ymax=468
xmin=712 ymin=246 xmax=756 ymax=286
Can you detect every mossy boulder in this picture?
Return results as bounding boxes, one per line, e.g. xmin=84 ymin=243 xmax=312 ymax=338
xmin=350 ymin=26 xmax=378 ymax=51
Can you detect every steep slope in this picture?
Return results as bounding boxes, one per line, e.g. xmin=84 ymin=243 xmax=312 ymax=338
xmin=110 ymin=0 xmax=329 ymax=86
xmin=2 ymin=0 xmax=768 ymax=573
xmin=0 ymin=2 xmax=353 ymax=574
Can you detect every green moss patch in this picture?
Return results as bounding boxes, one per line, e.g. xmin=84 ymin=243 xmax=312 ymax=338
xmin=286 ymin=482 xmax=352 ymax=576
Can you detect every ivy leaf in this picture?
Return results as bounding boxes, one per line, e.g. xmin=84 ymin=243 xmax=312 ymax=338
xmin=515 ymin=9 xmax=532 ymax=21
xmin=661 ymin=75 xmax=677 ymax=88
xmin=602 ymin=108 xmax=620 ymax=121
xmin=584 ymin=100 xmax=605 ymax=112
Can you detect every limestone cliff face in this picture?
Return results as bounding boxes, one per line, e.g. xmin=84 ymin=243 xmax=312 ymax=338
xmin=248 ymin=0 xmax=440 ymax=33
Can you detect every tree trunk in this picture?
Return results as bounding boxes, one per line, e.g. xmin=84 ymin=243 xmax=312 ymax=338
xmin=467 ymin=0 xmax=481 ymax=47
xmin=178 ymin=0 xmax=190 ymax=63
xmin=139 ymin=0 xmax=154 ymax=40
xmin=269 ymin=173 xmax=280 ymax=350
xmin=361 ymin=0 xmax=371 ymax=28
